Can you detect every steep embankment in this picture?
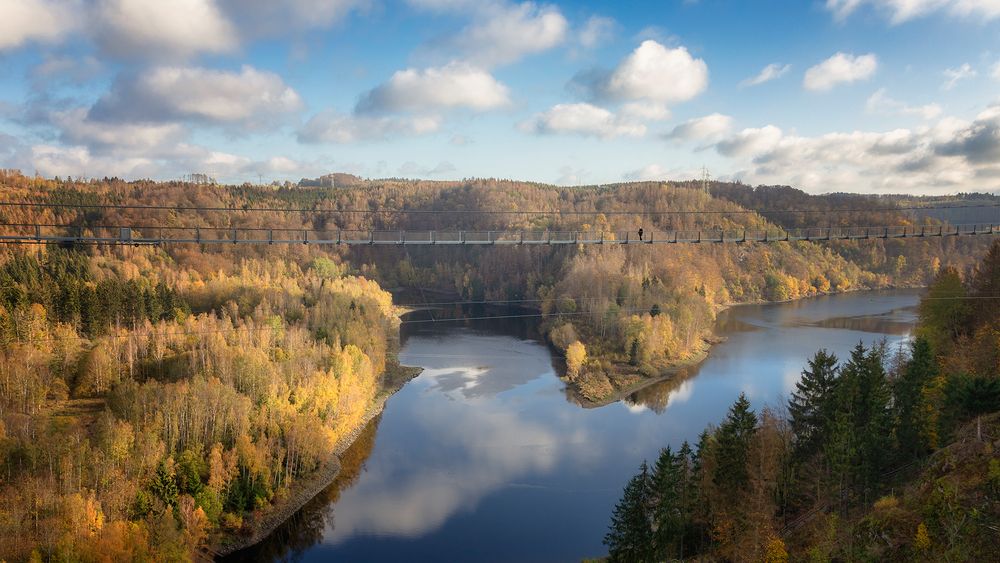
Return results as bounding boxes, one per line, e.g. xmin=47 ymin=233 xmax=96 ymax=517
xmin=213 ymin=363 xmax=422 ymax=556
xmin=786 ymin=413 xmax=1000 ymax=562
xmin=0 ymin=173 xmax=417 ymax=562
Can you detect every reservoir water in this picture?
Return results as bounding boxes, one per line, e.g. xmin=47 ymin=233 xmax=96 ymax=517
xmin=237 ymin=289 xmax=921 ymax=562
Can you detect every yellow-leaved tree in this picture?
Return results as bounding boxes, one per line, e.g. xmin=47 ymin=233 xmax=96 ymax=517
xmin=566 ymin=341 xmax=586 ymax=379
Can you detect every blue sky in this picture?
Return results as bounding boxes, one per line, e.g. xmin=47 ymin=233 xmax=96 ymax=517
xmin=1 ymin=0 xmax=999 ymax=193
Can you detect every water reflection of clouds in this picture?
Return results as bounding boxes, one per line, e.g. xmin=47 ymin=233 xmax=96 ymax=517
xmin=415 ymin=366 xmax=490 ymax=397
xmin=400 ymin=332 xmax=552 ymax=399
xmin=623 ymin=402 xmax=648 ymax=414
xmin=323 ymin=394 xmax=592 ymax=543
xmin=668 ymin=380 xmax=694 ymax=407
xmin=303 ymin=292 xmax=924 ymax=559
xmin=322 ymin=332 xmax=598 ymax=544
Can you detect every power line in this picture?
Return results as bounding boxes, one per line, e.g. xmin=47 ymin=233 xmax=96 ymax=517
xmin=399 ymin=308 xmax=651 ymax=324
xmin=392 ymin=294 xmax=1000 ymax=308
xmin=397 ymin=297 xmax=607 ymax=307
xmin=0 ymin=199 xmax=998 ymax=216
xmin=923 ymin=295 xmax=1000 ymax=300
xmin=0 ymin=307 xmax=649 ymax=344
xmin=7 ymin=295 xmax=999 ymax=345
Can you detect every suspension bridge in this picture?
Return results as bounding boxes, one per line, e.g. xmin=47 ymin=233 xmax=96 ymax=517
xmin=0 ymin=222 xmax=996 ymax=246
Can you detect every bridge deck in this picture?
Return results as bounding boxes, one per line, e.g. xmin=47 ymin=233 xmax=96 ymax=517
xmin=0 ymin=223 xmax=995 ymax=246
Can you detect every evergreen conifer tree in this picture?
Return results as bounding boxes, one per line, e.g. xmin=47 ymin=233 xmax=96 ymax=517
xmin=788 ymin=349 xmax=839 ymax=462
xmin=605 ymin=461 xmax=655 ymax=562
xmin=713 ymin=393 xmax=757 ymax=498
xmin=894 ymin=337 xmax=938 ymax=460
xmin=836 ymin=342 xmax=892 ymax=499
xmin=651 ymin=447 xmax=684 ymax=560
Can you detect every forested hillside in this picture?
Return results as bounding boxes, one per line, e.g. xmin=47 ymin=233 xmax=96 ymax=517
xmin=0 ymin=174 xmax=401 ymax=560
xmin=0 ymin=170 xmax=992 ymax=405
xmin=602 ymin=240 xmax=1000 ymax=562
xmin=322 ymin=176 xmax=991 ymax=402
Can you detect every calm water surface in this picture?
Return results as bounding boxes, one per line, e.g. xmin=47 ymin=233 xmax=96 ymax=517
xmin=235 ymin=290 xmax=920 ymax=562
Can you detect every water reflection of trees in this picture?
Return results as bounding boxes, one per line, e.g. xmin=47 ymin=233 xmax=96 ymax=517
xmin=225 ymin=415 xmax=382 ymax=562
xmin=623 ymin=369 xmax=697 ymax=414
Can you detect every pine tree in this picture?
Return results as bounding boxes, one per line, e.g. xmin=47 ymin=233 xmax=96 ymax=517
xmin=823 ymin=407 xmax=855 ymax=516
xmin=713 ymin=393 xmax=757 ymax=498
xmin=605 ymin=462 xmax=654 ymax=562
xmin=651 ymin=447 xmax=684 ymax=560
xmin=150 ymin=461 xmax=179 ymax=509
xmin=836 ymin=342 xmax=892 ymax=500
xmin=676 ymin=440 xmax=697 ymax=558
xmin=690 ymin=430 xmax=713 ymax=553
xmin=955 ymin=376 xmax=1000 ymax=441
xmin=788 ymin=349 xmax=839 ymax=462
xmin=894 ymin=337 xmax=938 ymax=460
xmin=918 ymin=267 xmax=971 ymax=355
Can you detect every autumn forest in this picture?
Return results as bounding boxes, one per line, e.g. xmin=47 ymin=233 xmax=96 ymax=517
xmin=0 ymin=170 xmax=997 ymax=561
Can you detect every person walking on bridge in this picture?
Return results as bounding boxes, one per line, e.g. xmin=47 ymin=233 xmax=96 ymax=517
xmin=638 ymin=227 xmax=644 ymax=242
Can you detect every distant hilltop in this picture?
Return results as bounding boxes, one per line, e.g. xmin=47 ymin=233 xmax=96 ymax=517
xmin=299 ymin=173 xmax=365 ymax=188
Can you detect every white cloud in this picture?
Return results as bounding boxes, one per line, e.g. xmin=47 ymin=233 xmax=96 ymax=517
xmin=94 ymin=0 xmax=238 ymax=58
xmin=260 ymin=156 xmax=300 ymax=173
xmin=623 ymin=163 xmax=672 ymax=181
xmin=664 ymin=113 xmax=733 ymax=141
xmin=405 ymin=0 xmax=477 ymax=10
xmin=30 ymin=144 xmax=159 ymax=178
xmin=827 ymin=0 xmax=1000 ymax=23
xmin=603 ymin=40 xmax=709 ymax=103
xmin=740 ymin=63 xmax=791 ymax=87
xmin=825 ymin=0 xmax=866 ymax=20
xmin=578 ymin=15 xmax=616 ymax=48
xmin=28 ymin=140 xmax=314 ymax=182
xmin=3 ymin=0 xmax=371 ymax=57
xmin=521 ymin=103 xmax=645 ymax=138
xmin=555 ymin=165 xmax=589 ymax=185
xmin=90 ymin=65 xmax=302 ymax=127
xmin=219 ymin=0 xmax=370 ymax=36
xmin=622 ymin=164 xmax=703 ymax=182
xmin=715 ymin=125 xmax=783 ymax=157
xmin=0 ymin=0 xmax=78 ymax=50
xmin=803 ymin=52 xmax=877 ymax=91
xmin=31 ymin=55 xmax=103 ymax=87
xmin=866 ymin=88 xmax=942 ymax=119
xmin=713 ymin=106 xmax=1000 ymax=193
xmin=620 ymin=102 xmax=670 ymax=121
xmin=942 ymin=62 xmax=976 ymax=90
xmin=448 ymin=2 xmax=568 ymax=66
xmin=397 ymin=160 xmax=457 ymax=176
xmin=298 ymin=112 xmax=442 ymax=143
xmin=935 ymin=104 xmax=1000 ymax=164
xmin=53 ymin=108 xmax=185 ymax=153
xmin=357 ymin=62 xmax=511 ymax=114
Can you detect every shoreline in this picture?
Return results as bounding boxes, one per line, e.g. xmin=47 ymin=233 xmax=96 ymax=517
xmin=571 ymin=341 xmax=715 ymax=409
xmin=211 ymin=286 xmax=926 ymax=556
xmin=211 ymin=362 xmax=423 ymax=557
xmin=563 ymin=285 xmax=925 ymax=408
